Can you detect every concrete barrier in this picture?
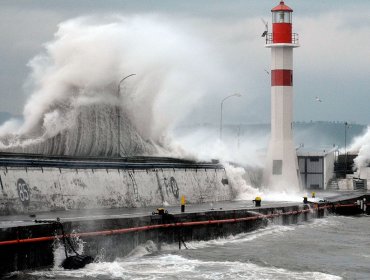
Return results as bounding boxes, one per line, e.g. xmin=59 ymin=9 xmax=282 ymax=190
xmin=0 ymin=165 xmax=232 ymax=215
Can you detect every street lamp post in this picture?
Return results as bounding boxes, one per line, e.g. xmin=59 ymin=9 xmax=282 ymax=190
xmin=220 ymin=93 xmax=241 ymax=141
xmin=117 ymin=73 xmax=136 ymax=157
xmin=344 ymin=121 xmax=349 ymax=174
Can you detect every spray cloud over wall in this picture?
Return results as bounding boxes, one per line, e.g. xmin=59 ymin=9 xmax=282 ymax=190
xmin=349 ymin=126 xmax=370 ymax=168
xmin=0 ymin=15 xmax=266 ymax=199
xmin=0 ymin=15 xmax=227 ymax=156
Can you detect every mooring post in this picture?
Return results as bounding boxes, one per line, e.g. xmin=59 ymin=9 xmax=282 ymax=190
xmin=253 ymin=197 xmax=261 ymax=207
xmin=181 ymin=195 xmax=186 ymax=212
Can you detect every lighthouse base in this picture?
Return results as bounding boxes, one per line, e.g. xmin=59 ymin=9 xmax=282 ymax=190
xmin=263 ymin=139 xmax=301 ymax=192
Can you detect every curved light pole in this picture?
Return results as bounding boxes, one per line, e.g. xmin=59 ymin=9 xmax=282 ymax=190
xmin=344 ymin=121 xmax=351 ymax=173
xmin=117 ymin=73 xmax=136 ymax=157
xmin=220 ymin=93 xmax=241 ymax=141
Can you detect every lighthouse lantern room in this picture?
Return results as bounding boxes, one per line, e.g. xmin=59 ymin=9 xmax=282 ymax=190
xmin=272 ymin=1 xmax=292 ymax=43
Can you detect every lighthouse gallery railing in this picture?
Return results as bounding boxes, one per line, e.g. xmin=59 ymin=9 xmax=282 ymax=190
xmin=265 ymin=33 xmax=299 ymax=45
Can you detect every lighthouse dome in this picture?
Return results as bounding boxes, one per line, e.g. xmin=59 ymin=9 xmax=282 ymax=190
xmin=271 ymin=1 xmax=293 ymax=12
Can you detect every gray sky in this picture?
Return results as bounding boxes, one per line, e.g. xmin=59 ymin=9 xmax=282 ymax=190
xmin=1 ymin=0 xmax=369 ymax=125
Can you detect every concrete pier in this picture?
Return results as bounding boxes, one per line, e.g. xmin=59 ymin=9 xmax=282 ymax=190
xmin=1 ymin=192 xmax=369 ymax=275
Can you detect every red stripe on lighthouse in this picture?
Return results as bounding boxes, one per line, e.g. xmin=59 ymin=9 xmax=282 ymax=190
xmin=271 ymin=69 xmax=293 ymax=86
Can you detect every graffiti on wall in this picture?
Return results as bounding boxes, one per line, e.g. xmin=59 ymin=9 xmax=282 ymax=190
xmin=164 ymin=176 xmax=179 ymax=199
xmin=17 ymin=178 xmax=30 ymax=206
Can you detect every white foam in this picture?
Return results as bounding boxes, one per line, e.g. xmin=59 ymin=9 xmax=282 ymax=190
xmin=174 ymin=225 xmax=295 ymax=251
xmin=124 ymin=240 xmax=159 ymax=259
xmin=30 ymin=253 xmax=341 ymax=280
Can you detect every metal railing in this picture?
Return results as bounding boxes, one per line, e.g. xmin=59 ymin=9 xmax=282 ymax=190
xmin=0 ymin=156 xmax=225 ymax=170
xmin=265 ymin=33 xmax=299 ymax=45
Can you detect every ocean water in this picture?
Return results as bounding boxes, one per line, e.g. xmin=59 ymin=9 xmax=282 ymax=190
xmin=7 ymin=215 xmax=370 ymax=280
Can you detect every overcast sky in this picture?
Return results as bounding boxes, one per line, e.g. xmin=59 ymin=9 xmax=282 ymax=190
xmin=0 ymin=0 xmax=369 ymax=125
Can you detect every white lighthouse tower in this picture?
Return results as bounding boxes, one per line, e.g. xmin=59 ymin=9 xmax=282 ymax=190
xmin=264 ymin=1 xmax=301 ymax=191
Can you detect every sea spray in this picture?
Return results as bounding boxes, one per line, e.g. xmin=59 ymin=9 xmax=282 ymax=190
xmin=0 ymin=15 xmax=225 ymax=156
xmin=349 ymin=126 xmax=370 ymax=168
xmin=170 ymin=125 xmax=268 ymax=166
xmin=223 ymin=162 xmax=260 ymax=200
xmin=169 ymin=127 xmax=268 ymax=198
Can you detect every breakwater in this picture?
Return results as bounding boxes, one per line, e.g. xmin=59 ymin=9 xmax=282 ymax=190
xmin=1 ymin=193 xmax=369 ymax=275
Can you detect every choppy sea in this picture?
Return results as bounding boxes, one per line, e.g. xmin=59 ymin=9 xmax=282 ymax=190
xmin=7 ymin=215 xmax=370 ymax=280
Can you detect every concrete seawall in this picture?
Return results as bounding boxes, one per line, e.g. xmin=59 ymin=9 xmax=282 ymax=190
xmin=0 ymin=154 xmax=232 ymax=215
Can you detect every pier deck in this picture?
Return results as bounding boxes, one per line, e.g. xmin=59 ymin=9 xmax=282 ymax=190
xmin=0 ymin=191 xmax=369 ymax=275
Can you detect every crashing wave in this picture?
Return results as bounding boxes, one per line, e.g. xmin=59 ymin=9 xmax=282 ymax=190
xmin=0 ymin=16 xmax=223 ymax=157
xmin=0 ymin=103 xmax=157 ymax=156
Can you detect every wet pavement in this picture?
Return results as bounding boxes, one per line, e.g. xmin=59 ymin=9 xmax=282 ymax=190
xmin=0 ymin=190 xmax=367 ymax=229
xmin=0 ymin=200 xmax=298 ymax=229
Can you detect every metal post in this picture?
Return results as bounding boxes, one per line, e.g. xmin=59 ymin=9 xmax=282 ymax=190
xmin=237 ymin=124 xmax=241 ymax=150
xmin=220 ymin=101 xmax=223 ymax=140
xmin=219 ymin=93 xmax=241 ymax=141
xmin=344 ymin=121 xmax=348 ymax=174
xmin=117 ymin=74 xmax=136 ymax=157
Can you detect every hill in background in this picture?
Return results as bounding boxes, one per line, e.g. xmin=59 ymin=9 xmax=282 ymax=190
xmin=174 ymin=121 xmax=367 ymax=150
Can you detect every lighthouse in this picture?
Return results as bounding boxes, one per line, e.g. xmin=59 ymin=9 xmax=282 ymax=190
xmin=264 ymin=1 xmax=301 ymax=191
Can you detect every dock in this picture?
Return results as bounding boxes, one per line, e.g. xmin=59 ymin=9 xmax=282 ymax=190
xmin=1 ymin=191 xmax=369 ymax=275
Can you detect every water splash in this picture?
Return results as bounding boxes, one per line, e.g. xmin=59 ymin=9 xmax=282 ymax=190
xmin=29 ymin=253 xmax=341 ymax=280
xmin=349 ymin=126 xmax=370 ymax=168
xmin=0 ymin=16 xmax=225 ymax=157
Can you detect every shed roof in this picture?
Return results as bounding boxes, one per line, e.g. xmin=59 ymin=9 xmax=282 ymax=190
xmin=297 ymin=147 xmax=337 ymax=157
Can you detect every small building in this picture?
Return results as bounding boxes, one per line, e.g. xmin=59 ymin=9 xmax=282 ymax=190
xmin=354 ymin=166 xmax=370 ymax=190
xmin=297 ymin=148 xmax=336 ymax=190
